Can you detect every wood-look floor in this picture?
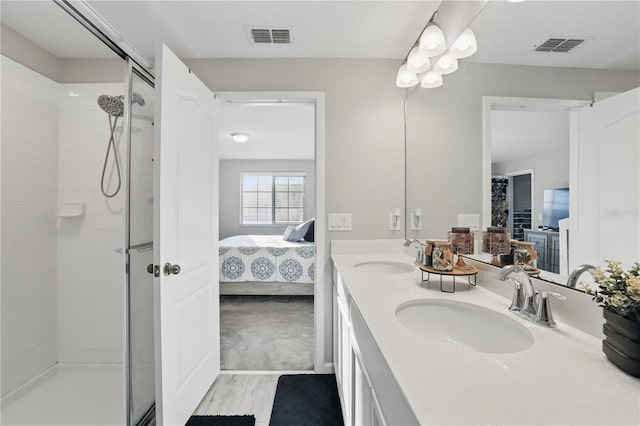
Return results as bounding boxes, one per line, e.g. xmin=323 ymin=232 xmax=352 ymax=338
xmin=194 ymin=374 xmax=280 ymax=426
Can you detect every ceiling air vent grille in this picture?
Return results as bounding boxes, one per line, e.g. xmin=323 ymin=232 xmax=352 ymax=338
xmin=249 ymin=28 xmax=292 ymax=44
xmin=534 ymin=37 xmax=586 ymax=53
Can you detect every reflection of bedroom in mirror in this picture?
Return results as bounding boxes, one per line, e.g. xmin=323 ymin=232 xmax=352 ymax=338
xmin=217 ymin=95 xmax=316 ymax=371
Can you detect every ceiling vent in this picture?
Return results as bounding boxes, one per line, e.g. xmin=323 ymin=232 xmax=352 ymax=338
xmin=534 ymin=37 xmax=587 ymax=53
xmin=249 ymin=27 xmax=292 ymax=44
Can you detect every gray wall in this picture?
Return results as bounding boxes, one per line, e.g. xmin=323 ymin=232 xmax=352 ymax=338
xmin=219 ymin=159 xmax=316 ymax=240
xmin=0 ymin=24 xmax=125 ymax=83
xmin=406 ymin=61 xmax=640 ymax=240
xmin=1 ymin=24 xmax=62 ymax=81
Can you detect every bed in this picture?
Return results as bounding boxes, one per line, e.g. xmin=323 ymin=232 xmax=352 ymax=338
xmin=218 ymin=235 xmax=315 ymax=295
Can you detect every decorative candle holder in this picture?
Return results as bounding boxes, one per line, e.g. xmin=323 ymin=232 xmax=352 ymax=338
xmin=432 ymin=241 xmax=454 ymax=271
xmin=448 ymin=227 xmax=474 ymax=268
xmin=482 ymin=227 xmax=511 ymax=266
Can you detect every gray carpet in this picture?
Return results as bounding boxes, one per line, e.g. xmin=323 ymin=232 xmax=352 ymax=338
xmin=220 ymin=295 xmax=314 ymax=371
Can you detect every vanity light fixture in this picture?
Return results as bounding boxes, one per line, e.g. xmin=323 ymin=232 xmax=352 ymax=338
xmin=396 ymin=10 xmax=479 ymax=90
xmin=231 ymin=132 xmax=250 ymax=143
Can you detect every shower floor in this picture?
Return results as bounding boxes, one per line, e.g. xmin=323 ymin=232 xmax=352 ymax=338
xmin=1 ymin=364 xmax=125 ymax=426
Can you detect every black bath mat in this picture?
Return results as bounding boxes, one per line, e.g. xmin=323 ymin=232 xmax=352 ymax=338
xmin=269 ymin=374 xmax=343 ymax=426
xmin=185 ymin=415 xmax=255 ymax=426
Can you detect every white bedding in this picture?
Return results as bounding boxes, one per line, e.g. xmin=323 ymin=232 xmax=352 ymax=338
xmin=219 ymin=235 xmax=315 ymax=284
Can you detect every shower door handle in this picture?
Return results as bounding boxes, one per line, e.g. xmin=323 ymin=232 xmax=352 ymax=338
xmin=163 ymin=263 xmax=181 ymax=276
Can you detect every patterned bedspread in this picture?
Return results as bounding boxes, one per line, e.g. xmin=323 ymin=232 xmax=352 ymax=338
xmin=219 ymin=235 xmax=315 ymax=284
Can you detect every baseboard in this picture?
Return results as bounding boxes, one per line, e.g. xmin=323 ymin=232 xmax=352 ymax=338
xmin=221 ymin=370 xmax=316 ymax=375
xmin=0 ymin=363 xmax=124 ymax=410
xmin=318 ymin=362 xmax=335 ymax=374
xmin=220 ymin=282 xmax=314 ymax=295
xmin=1 ymin=363 xmax=57 ymax=409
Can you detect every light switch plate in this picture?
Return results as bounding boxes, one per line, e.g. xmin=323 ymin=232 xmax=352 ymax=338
xmin=410 ymin=213 xmax=422 ymax=230
xmin=328 ymin=213 xmax=352 ymax=231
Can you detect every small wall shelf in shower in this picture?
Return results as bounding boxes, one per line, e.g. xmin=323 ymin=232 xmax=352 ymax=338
xmin=57 ymin=202 xmax=85 ymax=218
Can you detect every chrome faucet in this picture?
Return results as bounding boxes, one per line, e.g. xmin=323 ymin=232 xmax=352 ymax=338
xmin=535 ymin=291 xmax=567 ymax=327
xmin=403 ymin=239 xmax=425 ymax=265
xmin=496 ymin=265 xmax=567 ymax=327
xmin=496 ymin=265 xmax=538 ymax=318
xmin=567 ymin=264 xmax=597 ymax=289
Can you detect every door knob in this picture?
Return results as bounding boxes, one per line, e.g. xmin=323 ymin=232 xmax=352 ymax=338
xmin=164 ymin=263 xmax=181 ymax=276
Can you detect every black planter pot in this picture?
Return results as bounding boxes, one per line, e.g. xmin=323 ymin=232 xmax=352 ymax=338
xmin=602 ymin=309 xmax=640 ymax=378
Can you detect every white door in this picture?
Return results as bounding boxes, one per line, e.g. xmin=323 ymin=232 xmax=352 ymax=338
xmin=153 ymin=44 xmax=220 ymax=426
xmin=574 ymin=87 xmax=640 ymax=268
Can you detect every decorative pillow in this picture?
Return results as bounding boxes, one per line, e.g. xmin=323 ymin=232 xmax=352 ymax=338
xmin=282 ymin=225 xmax=298 ymax=241
xmin=283 ymin=218 xmax=315 ymax=242
xmin=303 ymin=219 xmax=315 ymax=242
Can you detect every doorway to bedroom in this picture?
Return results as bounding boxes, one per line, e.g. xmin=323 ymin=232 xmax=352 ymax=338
xmin=216 ymin=93 xmax=321 ymax=372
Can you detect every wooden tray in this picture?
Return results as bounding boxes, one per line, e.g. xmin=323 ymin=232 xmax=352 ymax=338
xmin=419 ymin=264 xmax=479 ymax=276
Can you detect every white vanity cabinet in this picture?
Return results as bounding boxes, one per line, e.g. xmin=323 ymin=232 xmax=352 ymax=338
xmin=333 ymin=270 xmax=353 ymax=426
xmin=333 ymin=268 xmax=410 ymax=426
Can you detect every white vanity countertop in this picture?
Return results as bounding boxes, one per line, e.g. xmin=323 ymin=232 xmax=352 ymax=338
xmin=331 ymin=251 xmax=640 ymax=426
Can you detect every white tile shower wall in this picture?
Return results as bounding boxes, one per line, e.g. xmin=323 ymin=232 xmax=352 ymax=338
xmin=57 ymin=83 xmax=125 ymax=364
xmin=1 ymin=56 xmax=59 ymax=395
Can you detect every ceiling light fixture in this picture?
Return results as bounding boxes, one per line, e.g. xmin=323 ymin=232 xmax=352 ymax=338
xmin=396 ymin=10 xmax=479 ymax=90
xmin=231 ymin=132 xmax=250 ymax=143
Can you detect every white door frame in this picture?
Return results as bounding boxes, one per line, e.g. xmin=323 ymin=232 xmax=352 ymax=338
xmin=481 ymin=96 xmax=589 ymax=231
xmin=216 ymin=91 xmax=326 ymax=373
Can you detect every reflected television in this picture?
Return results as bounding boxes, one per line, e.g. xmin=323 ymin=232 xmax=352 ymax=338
xmin=542 ymin=188 xmax=569 ymax=230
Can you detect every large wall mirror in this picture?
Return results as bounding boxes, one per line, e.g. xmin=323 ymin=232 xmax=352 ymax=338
xmin=405 ymin=0 xmax=640 ymax=292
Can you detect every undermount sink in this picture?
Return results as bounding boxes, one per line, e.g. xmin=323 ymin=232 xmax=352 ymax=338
xmin=353 ymin=261 xmax=415 ymax=274
xmin=395 ymin=299 xmax=534 ymax=354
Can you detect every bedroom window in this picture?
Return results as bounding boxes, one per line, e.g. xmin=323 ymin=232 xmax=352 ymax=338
xmin=240 ymin=173 xmax=305 ymax=225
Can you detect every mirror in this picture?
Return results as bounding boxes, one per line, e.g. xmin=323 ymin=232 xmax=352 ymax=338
xmin=405 ymin=0 xmax=640 ymax=292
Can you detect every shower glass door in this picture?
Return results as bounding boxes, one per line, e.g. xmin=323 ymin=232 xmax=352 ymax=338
xmin=126 ymin=64 xmax=155 ymax=426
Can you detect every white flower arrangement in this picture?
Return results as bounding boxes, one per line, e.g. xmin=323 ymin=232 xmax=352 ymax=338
xmin=584 ymin=260 xmax=640 ymax=321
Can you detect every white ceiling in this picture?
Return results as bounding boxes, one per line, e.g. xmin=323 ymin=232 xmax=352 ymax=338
xmin=468 ymin=1 xmax=640 ymax=71
xmin=219 ymin=102 xmax=315 ymax=160
xmin=1 ymin=1 xmax=638 ymax=71
xmin=491 ymin=110 xmax=570 ymax=164
xmin=1 ymin=1 xmax=636 ymax=161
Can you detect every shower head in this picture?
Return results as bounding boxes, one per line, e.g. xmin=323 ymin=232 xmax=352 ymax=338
xmin=132 ymin=92 xmax=145 ymax=107
xmin=97 ymin=92 xmax=145 ymax=117
xmin=97 ymin=94 xmax=124 ymax=117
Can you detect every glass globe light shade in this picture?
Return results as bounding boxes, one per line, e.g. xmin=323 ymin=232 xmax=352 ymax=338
xmin=406 ymin=46 xmax=430 ymax=73
xmin=396 ymin=64 xmax=418 ymax=88
xmin=419 ymin=23 xmax=446 ymax=57
xmin=433 ymin=53 xmax=459 ymax=75
xmin=450 ymin=28 xmax=478 ymax=59
xmin=420 ymin=71 xmax=443 ymax=89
